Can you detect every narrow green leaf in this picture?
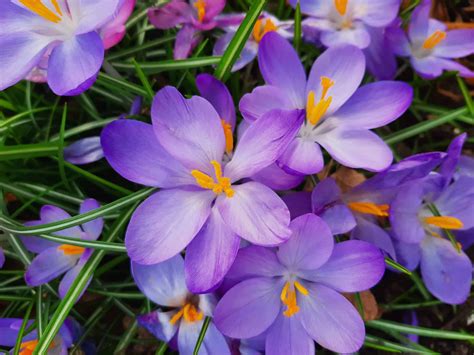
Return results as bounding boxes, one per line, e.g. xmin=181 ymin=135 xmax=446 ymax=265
xmin=456 ymin=75 xmax=474 ymax=117
xmin=132 ymin=59 xmax=154 ymax=101
xmin=58 ymin=103 xmax=71 ymax=190
xmin=365 ymin=335 xmax=437 ymax=354
xmin=36 ymin=286 xmax=44 ymax=337
xmin=193 ymin=317 xmax=212 ymax=355
xmin=107 ymin=36 xmax=175 ymax=61
xmin=294 ymin=2 xmax=302 ymax=53
xmin=112 ymin=56 xmax=221 ymax=74
xmin=97 ymin=72 xmax=148 ymax=97
xmin=385 ymin=257 xmax=411 ymax=275
xmin=0 ymin=108 xmax=51 ymax=129
xmin=13 ymin=301 xmax=35 ymax=355
xmin=0 ymin=142 xmax=58 ymax=161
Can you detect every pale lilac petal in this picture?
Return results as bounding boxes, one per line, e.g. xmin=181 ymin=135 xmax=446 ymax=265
xmin=40 ymin=205 xmax=83 ymax=238
xmin=216 ymin=182 xmax=291 ymax=246
xmin=137 ymin=310 xmax=179 ymax=342
xmin=351 ymin=218 xmax=397 ymax=259
xmin=201 ymin=0 xmax=225 ymax=20
xmin=196 ymin=73 xmax=236 ymax=127
xmin=408 ymin=0 xmax=430 ymax=43
xmin=21 ymin=221 xmax=57 ymax=253
xmin=59 ymin=264 xmax=91 ymax=299
xmin=289 ymin=0 xmax=331 ymax=17
xmin=0 ymin=1 xmax=44 ymax=34
xmin=299 ymin=283 xmax=365 ymax=353
xmin=251 ymin=163 xmax=305 ymax=191
xmin=387 ymin=25 xmax=411 ymax=56
xmin=277 ymin=137 xmax=324 ymax=175
xmin=199 ymin=321 xmax=231 ymax=354
xmin=356 ymin=0 xmax=400 ymax=27
xmin=320 ymin=26 xmax=371 ymax=49
xmin=225 ymin=109 xmax=303 ymax=182
xmin=125 ymin=189 xmax=214 ymax=265
xmin=131 ymin=255 xmax=188 ymax=307
xmin=152 ymin=86 xmax=225 ymax=172
xmin=421 ymin=236 xmax=472 ymax=304
xmin=321 ymin=205 xmax=357 ymax=235
xmin=185 ymin=207 xmax=240 ymax=293
xmin=79 ymin=198 xmax=103 ymax=240
xmin=334 ymin=81 xmax=413 ymax=129
xmin=64 ymin=137 xmax=104 ymax=165
xmin=305 ymin=240 xmax=385 ymax=292
xmin=282 ymin=192 xmax=312 ymax=219
xmin=311 ymin=177 xmax=341 ymax=210
xmin=213 ymin=32 xmax=258 ymax=72
xmin=101 ymin=119 xmax=192 ymax=188
xmin=25 ymin=247 xmax=77 ymax=286
xmin=258 ymin=32 xmax=306 ymax=107
xmin=174 ymin=25 xmax=199 ymax=59
xmin=214 ymin=13 xmax=245 ymax=28
xmin=265 ymin=314 xmax=315 ymax=355
xmin=214 ymin=277 xmax=283 ymax=339
xmin=439 ymin=133 xmax=466 ymax=183
xmin=306 ymin=45 xmax=365 ymax=115
xmin=433 ymin=29 xmax=474 ymax=58
xmin=148 ymin=0 xmax=192 ymax=29
xmin=316 ymin=128 xmax=393 ymax=171
xmin=75 ymin=0 xmax=121 ymax=34
xmin=48 ymin=32 xmax=104 ymax=96
xmin=393 ymin=240 xmax=421 ymax=271
xmin=277 ymin=214 xmax=334 ymax=270
xmin=178 ymin=319 xmax=230 ymax=354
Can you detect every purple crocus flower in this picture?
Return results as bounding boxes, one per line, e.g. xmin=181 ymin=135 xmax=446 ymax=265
xmin=214 ymin=213 xmax=385 ymax=354
xmin=101 ymin=85 xmax=302 ymax=293
xmin=132 ymin=254 xmax=230 ymax=354
xmin=100 ymin=0 xmax=136 ymax=49
xmin=387 ymin=0 xmax=474 ymax=79
xmin=240 ymin=32 xmax=413 ymax=175
xmin=0 ymin=247 xmax=4 ymax=268
xmin=22 ymin=199 xmax=104 ymax=299
xmin=148 ymin=0 xmax=226 ymax=59
xmin=0 ymin=0 xmax=123 ymax=96
xmin=214 ymin=13 xmax=294 ymax=72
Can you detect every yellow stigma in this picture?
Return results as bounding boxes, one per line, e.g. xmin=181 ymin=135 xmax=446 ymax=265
xmin=422 ymin=30 xmax=446 ymax=50
xmin=19 ymin=0 xmax=63 ymax=23
xmin=191 ymin=160 xmax=234 ymax=197
xmin=334 ymin=0 xmax=348 ymax=16
xmin=306 ymin=76 xmax=334 ymax=126
xmin=169 ymin=303 xmax=204 ymax=325
xmin=20 ymin=340 xmax=38 ymax=355
xmin=193 ymin=0 xmax=206 ymax=22
xmin=221 ymin=119 xmax=234 ymax=154
xmin=348 ymin=202 xmax=390 ymax=217
xmin=58 ymin=244 xmax=86 ymax=255
xmin=424 ymin=216 xmax=463 ymax=230
xmin=253 ymin=18 xmax=278 ymax=43
xmin=280 ymin=281 xmax=309 ymax=317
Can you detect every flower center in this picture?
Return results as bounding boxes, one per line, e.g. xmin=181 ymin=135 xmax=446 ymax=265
xmin=424 ymin=216 xmax=463 ymax=230
xmin=191 ymin=160 xmax=234 ymax=197
xmin=280 ymin=281 xmax=309 ymax=317
xmin=422 ymin=30 xmax=446 ymax=50
xmin=221 ymin=119 xmax=234 ymax=154
xmin=19 ymin=0 xmax=63 ymax=23
xmin=348 ymin=202 xmax=390 ymax=217
xmin=58 ymin=244 xmax=86 ymax=255
xmin=193 ymin=0 xmax=206 ymax=23
xmin=169 ymin=303 xmax=204 ymax=325
xmin=306 ymin=76 xmax=334 ymax=126
xmin=20 ymin=340 xmax=38 ymax=355
xmin=334 ymin=0 xmax=348 ymax=16
xmin=253 ymin=18 xmax=277 ymax=43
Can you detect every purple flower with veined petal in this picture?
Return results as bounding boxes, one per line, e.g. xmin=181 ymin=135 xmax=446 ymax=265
xmin=387 ymin=0 xmax=474 ymax=79
xmin=101 ymin=85 xmax=303 ymax=293
xmin=148 ymin=0 xmax=226 ymax=59
xmin=0 ymin=0 xmax=123 ymax=95
xmin=22 ymin=199 xmax=104 ymax=299
xmin=100 ymin=0 xmax=136 ymax=49
xmin=214 ymin=214 xmax=385 ymax=354
xmin=132 ymin=254 xmax=230 ymax=354
xmin=240 ymin=32 xmax=413 ymax=175
xmin=214 ymin=13 xmax=294 ymax=72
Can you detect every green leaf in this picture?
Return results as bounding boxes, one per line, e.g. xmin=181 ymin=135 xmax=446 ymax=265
xmin=112 ymin=56 xmax=221 ymax=74
xmin=193 ymin=317 xmax=212 ymax=355
xmin=385 ymin=257 xmax=412 ymax=275
xmin=132 ymin=59 xmax=155 ymax=101
xmin=456 ymin=75 xmax=474 ymax=117
xmin=0 ymin=142 xmax=58 ymax=160
xmin=13 ymin=301 xmax=35 ymax=355
xmin=294 ymin=2 xmax=302 ymax=53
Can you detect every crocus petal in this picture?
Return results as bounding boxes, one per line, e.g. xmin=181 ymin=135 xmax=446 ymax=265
xmin=196 ymin=73 xmax=236 ymax=128
xmin=202 ymin=0 xmax=225 ymax=20
xmin=386 ymin=25 xmax=411 ymax=56
xmin=306 ymin=45 xmax=365 ymax=115
xmin=21 ymin=221 xmax=57 ymax=253
xmin=225 ymin=109 xmax=303 ymax=182
xmin=0 ymin=248 xmax=4 ymax=269
xmin=277 ymin=137 xmax=324 ymax=175
xmin=393 ymin=240 xmax=421 ymax=271
xmin=311 ymin=177 xmax=341 ymax=210
xmin=100 ymin=0 xmax=135 ymax=49
xmin=174 ymin=25 xmax=199 ymax=59
xmin=0 ymin=32 xmax=51 ymax=91
xmin=334 ymin=81 xmax=413 ymax=129
xmin=48 ymin=32 xmax=104 ymax=96
xmin=320 ymin=26 xmax=371 ymax=49
xmin=138 ymin=310 xmax=179 ymax=342
xmin=258 ymin=32 xmax=306 ymax=107
xmin=265 ymin=314 xmax=315 ymax=355
xmin=131 ymin=255 xmax=188 ymax=307
xmin=282 ymin=192 xmax=312 ymax=219
xmin=364 ymin=26 xmax=397 ymax=80
xmin=148 ymin=0 xmax=192 ymax=29
xmin=74 ymin=0 xmax=121 ymax=34
xmin=216 ymin=182 xmax=291 ymax=246
xmin=251 ymin=163 xmax=305 ymax=191
xmin=64 ymin=137 xmax=104 ymax=165
xmin=305 ymin=240 xmax=385 ymax=292
xmin=289 ymin=0 xmax=331 ymax=17
xmin=355 ymin=0 xmax=400 ymax=27
xmin=433 ymin=29 xmax=474 ymax=58
xmin=321 ymin=205 xmax=357 ymax=235
xmin=152 ymin=86 xmax=225 ymax=172
xmin=213 ymin=32 xmax=258 ymax=72
xmin=277 ymin=214 xmax=334 ymax=270
xmin=40 ymin=205 xmax=83 ymax=238
xmin=0 ymin=319 xmax=26 ymax=346
xmin=215 ymin=277 xmax=283 ymax=339
xmin=125 ymin=189 xmax=214 ymax=265
xmin=185 ymin=207 xmax=241 ymax=293
xmin=101 ymin=119 xmax=192 ymax=188
xmin=0 ymin=1 xmax=44 ymax=34
xmin=351 ymin=218 xmax=397 ymax=259
xmin=420 ymin=236 xmax=472 ymax=304
xmin=79 ymin=198 xmax=103 ymax=240
xmin=412 ymin=56 xmax=474 ymax=79
xmin=439 ymin=133 xmax=466 ymax=183
xmin=299 ymin=283 xmax=365 ymax=353
xmin=25 ymin=247 xmax=77 ymax=286
xmin=59 ymin=264 xmax=91 ymax=299
xmin=315 ymin=127 xmax=393 ymax=171
xmin=408 ymin=0 xmax=430 ymax=43
xmin=178 ymin=319 xmax=230 ymax=355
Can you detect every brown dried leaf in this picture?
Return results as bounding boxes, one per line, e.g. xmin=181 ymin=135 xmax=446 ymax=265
xmin=331 ymin=167 xmax=366 ymax=193
xmin=344 ymin=290 xmax=382 ymax=321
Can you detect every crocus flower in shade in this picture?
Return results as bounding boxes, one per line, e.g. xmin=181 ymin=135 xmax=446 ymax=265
xmin=22 ymin=199 xmax=104 ymax=299
xmin=0 ymin=247 xmax=4 ymax=268
xmin=240 ymin=32 xmax=413 ymax=175
xmin=293 ymin=0 xmax=400 ymax=49
xmin=100 ymin=0 xmax=136 ymax=49
xmin=101 ymin=86 xmax=302 ymax=293
xmin=387 ymin=0 xmax=474 ymax=79
xmin=214 ymin=13 xmax=293 ymax=72
xmin=132 ymin=254 xmax=230 ymax=354
xmin=148 ymin=0 xmax=226 ymax=59
xmin=0 ymin=0 xmax=123 ymax=95
xmin=215 ymin=214 xmax=385 ymax=354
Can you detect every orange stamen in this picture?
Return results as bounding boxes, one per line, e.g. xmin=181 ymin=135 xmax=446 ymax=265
xmin=424 ymin=216 xmax=463 ymax=230
xmin=253 ymin=18 xmax=277 ymax=43
xmin=169 ymin=304 xmax=203 ymax=325
xmin=58 ymin=244 xmax=86 ymax=255
xmin=334 ymin=0 xmax=348 ymax=16
xmin=193 ymin=0 xmax=206 ymax=22
xmin=19 ymin=340 xmax=38 ymax=355
xmin=19 ymin=0 xmax=62 ymax=23
xmin=306 ymin=76 xmax=334 ymax=125
xmin=348 ymin=202 xmax=390 ymax=217
xmin=191 ymin=160 xmax=234 ymax=197
xmin=280 ymin=281 xmax=309 ymax=317
xmin=422 ymin=30 xmax=446 ymax=49
xmin=221 ymin=119 xmax=234 ymax=154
